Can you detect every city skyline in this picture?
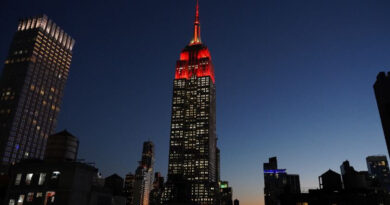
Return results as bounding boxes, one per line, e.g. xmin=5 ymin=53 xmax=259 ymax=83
xmin=2 ymin=1 xmax=390 ymax=205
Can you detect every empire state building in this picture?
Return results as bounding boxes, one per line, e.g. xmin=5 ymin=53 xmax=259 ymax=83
xmin=162 ymin=1 xmax=219 ymax=204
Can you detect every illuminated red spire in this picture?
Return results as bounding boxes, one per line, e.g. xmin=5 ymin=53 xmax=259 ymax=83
xmin=190 ymin=0 xmax=201 ymax=45
xmin=176 ymin=0 xmax=215 ymax=83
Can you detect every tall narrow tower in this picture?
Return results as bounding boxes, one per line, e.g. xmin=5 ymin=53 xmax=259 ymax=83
xmin=134 ymin=141 xmax=155 ymax=205
xmin=0 ymin=15 xmax=75 ymax=165
xmin=162 ymin=1 xmax=218 ymax=204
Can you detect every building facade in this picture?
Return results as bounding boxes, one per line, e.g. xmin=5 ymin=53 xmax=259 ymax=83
xmin=0 ymin=15 xmax=75 ymax=165
xmin=219 ymin=181 xmax=232 ymax=205
xmin=124 ymin=173 xmax=136 ymax=205
xmin=263 ymin=157 xmax=301 ymax=205
xmin=162 ymin=1 xmax=218 ymax=204
xmin=149 ymin=172 xmax=164 ymax=205
xmin=5 ymin=160 xmax=97 ymax=205
xmin=366 ymin=155 xmax=390 ymax=191
xmin=133 ymin=141 xmax=154 ymax=205
xmin=4 ymin=131 xmax=98 ymax=205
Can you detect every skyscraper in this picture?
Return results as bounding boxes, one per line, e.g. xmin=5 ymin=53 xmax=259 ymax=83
xmin=149 ymin=172 xmax=165 ymax=205
xmin=162 ymin=0 xmax=218 ymax=204
xmin=0 ymin=15 xmax=75 ymax=165
xmin=124 ymin=173 xmax=136 ymax=205
xmin=374 ymin=72 xmax=390 ymax=157
xmin=133 ymin=141 xmax=155 ymax=205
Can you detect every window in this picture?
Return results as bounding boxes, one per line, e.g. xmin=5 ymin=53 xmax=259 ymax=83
xmin=45 ymin=191 xmax=55 ymax=204
xmin=25 ymin=173 xmax=33 ymax=185
xmin=14 ymin=174 xmax=22 ymax=185
xmin=27 ymin=192 xmax=34 ymax=202
xmin=8 ymin=199 xmax=15 ymax=205
xmin=51 ymin=171 xmax=60 ymax=179
xmin=38 ymin=173 xmax=46 ymax=185
xmin=17 ymin=195 xmax=24 ymax=205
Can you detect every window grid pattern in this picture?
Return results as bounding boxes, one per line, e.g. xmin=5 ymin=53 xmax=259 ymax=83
xmin=164 ymin=73 xmax=217 ymax=204
xmin=0 ymin=20 xmax=73 ymax=164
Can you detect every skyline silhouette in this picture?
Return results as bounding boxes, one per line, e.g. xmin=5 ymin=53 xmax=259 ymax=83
xmin=1 ymin=1 xmax=390 ymax=204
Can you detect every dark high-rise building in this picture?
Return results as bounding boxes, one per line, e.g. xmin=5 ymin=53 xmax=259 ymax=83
xmin=263 ymin=157 xmax=300 ymax=205
xmin=124 ymin=173 xmax=136 ymax=205
xmin=219 ymin=181 xmax=233 ymax=205
xmin=366 ymin=155 xmax=390 ymax=190
xmin=152 ymin=172 xmax=164 ymax=191
xmin=162 ymin=0 xmax=218 ymax=204
xmin=134 ymin=141 xmax=155 ymax=205
xmin=374 ymin=72 xmax=390 ymax=157
xmin=141 ymin=141 xmax=154 ymax=169
xmin=0 ymin=15 xmax=75 ymax=165
xmin=233 ymin=199 xmax=239 ymax=205
xmin=150 ymin=172 xmax=165 ymax=205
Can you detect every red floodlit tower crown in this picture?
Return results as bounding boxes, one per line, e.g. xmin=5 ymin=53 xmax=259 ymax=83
xmin=175 ymin=0 xmax=215 ymax=83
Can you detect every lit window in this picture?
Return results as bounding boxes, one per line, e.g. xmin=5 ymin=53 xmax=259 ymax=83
xmin=38 ymin=173 xmax=46 ymax=185
xmin=51 ymin=171 xmax=60 ymax=179
xmin=27 ymin=192 xmax=34 ymax=202
xmin=45 ymin=192 xmax=55 ymax=203
xmin=8 ymin=199 xmax=15 ymax=205
xmin=17 ymin=195 xmax=24 ymax=205
xmin=25 ymin=173 xmax=33 ymax=185
xmin=14 ymin=174 xmax=22 ymax=185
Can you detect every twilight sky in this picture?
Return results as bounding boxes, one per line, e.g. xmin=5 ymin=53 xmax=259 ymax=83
xmin=1 ymin=0 xmax=390 ymax=204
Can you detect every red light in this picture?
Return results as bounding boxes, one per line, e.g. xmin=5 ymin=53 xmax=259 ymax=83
xmin=197 ymin=49 xmax=210 ymax=59
xmin=175 ymin=47 xmax=215 ymax=83
xmin=180 ymin=51 xmax=189 ymax=61
xmin=175 ymin=0 xmax=215 ymax=83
